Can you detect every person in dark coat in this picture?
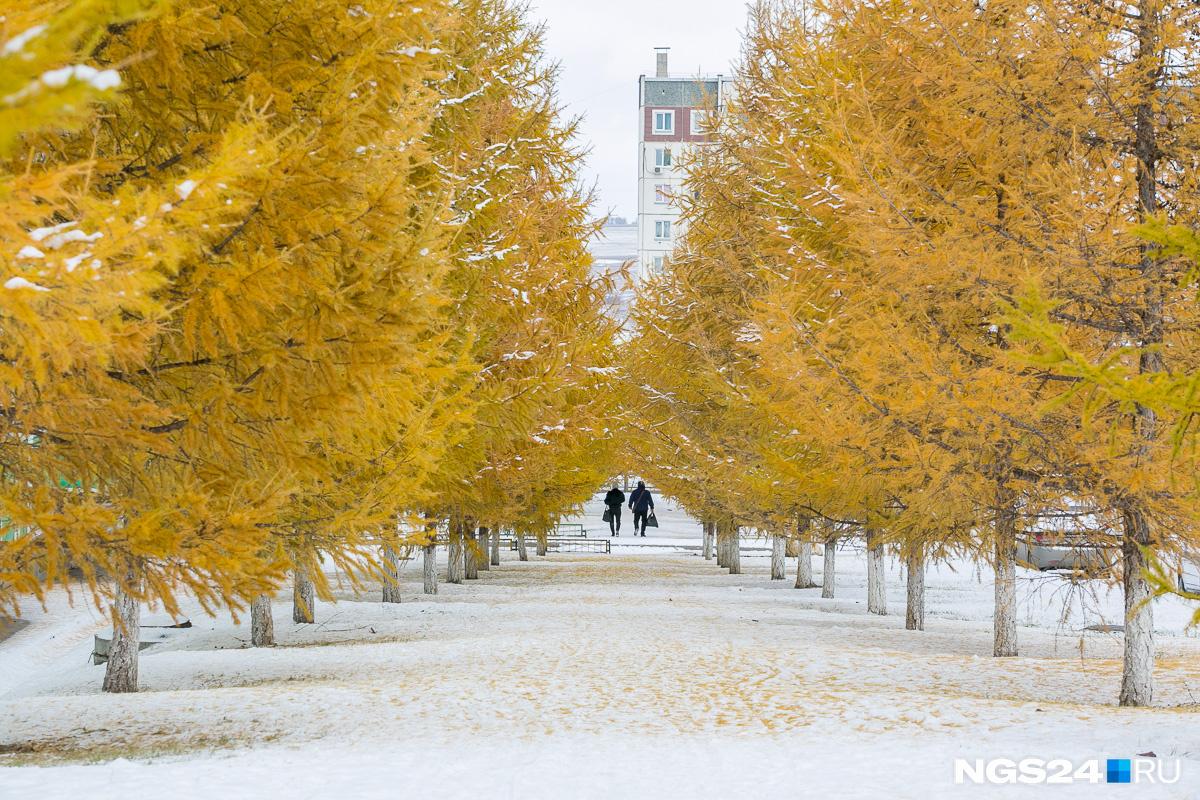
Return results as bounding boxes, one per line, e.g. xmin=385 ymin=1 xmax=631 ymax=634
xmin=603 ymin=486 xmax=625 ymax=536
xmin=628 ymin=481 xmax=655 ymax=537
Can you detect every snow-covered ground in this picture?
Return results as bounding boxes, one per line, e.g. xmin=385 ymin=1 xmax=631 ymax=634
xmin=3 ymin=494 xmax=1200 ymax=799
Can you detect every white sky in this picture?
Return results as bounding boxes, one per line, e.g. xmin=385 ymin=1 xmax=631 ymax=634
xmin=527 ymin=1 xmax=751 ymax=221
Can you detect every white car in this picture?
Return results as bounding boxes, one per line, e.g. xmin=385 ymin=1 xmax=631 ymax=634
xmin=1016 ymin=500 xmax=1120 ymax=576
xmin=1017 ymin=532 xmax=1120 ymax=575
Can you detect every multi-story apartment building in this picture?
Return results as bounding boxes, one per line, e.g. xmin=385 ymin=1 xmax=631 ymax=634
xmin=636 ymin=48 xmax=733 ymax=280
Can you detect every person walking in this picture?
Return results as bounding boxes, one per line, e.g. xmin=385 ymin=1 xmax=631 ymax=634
xmin=603 ymin=485 xmax=625 ymax=536
xmin=628 ymin=481 xmax=655 ymax=537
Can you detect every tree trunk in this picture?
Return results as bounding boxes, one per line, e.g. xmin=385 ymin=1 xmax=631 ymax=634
xmin=795 ymin=542 xmax=816 ymax=589
xmin=536 ymin=533 xmax=548 ymax=557
xmin=822 ymin=537 xmax=837 ymax=598
xmin=464 ymin=523 xmax=479 ymax=580
xmin=770 ymin=534 xmax=786 ymax=579
xmin=477 ymin=528 xmax=490 ymax=571
xmin=251 ymin=594 xmax=275 ymax=646
xmin=866 ymin=531 xmax=886 ymax=615
xmin=293 ymin=567 xmax=315 ymax=623
xmin=905 ymin=544 xmax=925 ymax=631
xmin=381 ymin=545 xmax=402 ymax=603
xmin=715 ymin=523 xmax=727 ymax=568
xmin=1120 ymin=505 xmax=1154 ymax=706
xmin=727 ymin=525 xmax=741 ymax=575
xmin=785 ymin=537 xmax=800 ymax=558
xmin=702 ymin=521 xmax=713 ymax=560
xmin=102 ymin=574 xmax=140 ymax=693
xmin=795 ymin=518 xmax=816 ymax=588
xmin=490 ymin=526 xmax=501 ymax=566
xmin=1116 ymin=1 xmax=1159 ymax=706
xmin=516 ymin=532 xmax=529 ymax=561
xmin=994 ymin=507 xmax=1018 ymax=657
xmin=447 ymin=520 xmax=464 ymax=584
xmin=422 ymin=543 xmax=437 ymax=595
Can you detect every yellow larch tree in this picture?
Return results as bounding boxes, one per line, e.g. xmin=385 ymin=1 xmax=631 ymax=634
xmin=0 ymin=0 xmax=285 ymax=641
xmin=991 ymin=0 xmax=1200 ymax=705
xmin=735 ymin=0 xmax=1065 ymax=652
xmin=626 ymin=88 xmax=810 ymax=578
xmin=809 ymin=0 xmax=1200 ymax=706
xmin=668 ymin=0 xmax=1200 ymax=707
xmin=415 ymin=0 xmax=621 ymax=581
xmin=9 ymin=0 xmax=463 ymax=690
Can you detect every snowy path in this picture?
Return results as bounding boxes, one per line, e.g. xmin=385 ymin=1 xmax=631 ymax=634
xmin=2 ymin=499 xmax=1200 ymax=798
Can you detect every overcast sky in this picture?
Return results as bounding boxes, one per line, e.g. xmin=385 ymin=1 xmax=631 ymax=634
xmin=527 ymin=1 xmax=751 ymax=221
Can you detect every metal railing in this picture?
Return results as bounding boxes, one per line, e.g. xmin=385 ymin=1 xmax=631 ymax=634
xmin=506 ymin=537 xmax=611 ymax=554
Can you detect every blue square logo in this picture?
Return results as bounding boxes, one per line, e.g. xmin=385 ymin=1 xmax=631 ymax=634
xmin=1107 ymin=759 xmax=1132 ymax=784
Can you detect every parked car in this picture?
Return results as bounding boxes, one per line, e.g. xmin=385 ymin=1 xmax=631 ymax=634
xmin=1017 ymin=531 xmax=1120 ymax=575
xmin=1017 ymin=500 xmax=1120 ymax=576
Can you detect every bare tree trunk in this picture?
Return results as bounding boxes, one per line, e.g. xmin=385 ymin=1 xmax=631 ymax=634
xmin=994 ymin=508 xmax=1018 ymax=657
xmin=822 ymin=536 xmax=837 ymax=598
xmin=490 ymin=526 xmax=501 ymax=566
xmin=715 ymin=523 xmax=728 ymax=568
xmin=251 ymin=594 xmax=275 ymax=646
xmin=477 ymin=527 xmax=490 ymax=572
xmin=702 ymin=521 xmax=713 ymax=560
xmin=517 ymin=532 xmax=529 ymax=561
xmin=727 ymin=525 xmax=742 ymax=575
xmin=422 ymin=543 xmax=437 ymax=595
xmin=464 ymin=521 xmax=479 ymax=580
xmin=866 ymin=531 xmax=887 ymax=615
xmin=382 ymin=545 xmax=403 ymax=603
xmin=795 ymin=518 xmax=816 ymax=588
xmin=1120 ymin=506 xmax=1154 ymax=706
xmin=293 ymin=567 xmax=315 ymax=624
xmin=905 ymin=544 xmax=925 ymax=631
xmin=1117 ymin=2 xmax=1160 ymax=706
xmin=795 ymin=542 xmax=816 ymax=589
xmin=102 ymin=574 xmax=140 ymax=693
xmin=447 ymin=519 xmax=464 ymax=584
xmin=536 ymin=532 xmax=548 ymax=557
xmin=770 ymin=534 xmax=786 ymax=580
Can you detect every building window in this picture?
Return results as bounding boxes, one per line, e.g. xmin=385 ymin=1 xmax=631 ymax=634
xmin=691 ymin=109 xmax=712 ymax=134
xmin=654 ymin=184 xmax=671 ymax=204
xmin=652 ymin=256 xmax=666 ymax=273
xmin=655 ymin=147 xmax=673 ymax=168
xmin=653 ymin=110 xmax=674 ymax=134
xmin=655 ymin=220 xmax=672 ymax=240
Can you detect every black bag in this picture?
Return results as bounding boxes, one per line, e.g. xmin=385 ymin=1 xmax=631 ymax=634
xmin=646 ymin=511 xmax=659 ymax=528
xmin=602 ymin=508 xmax=613 ymax=523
